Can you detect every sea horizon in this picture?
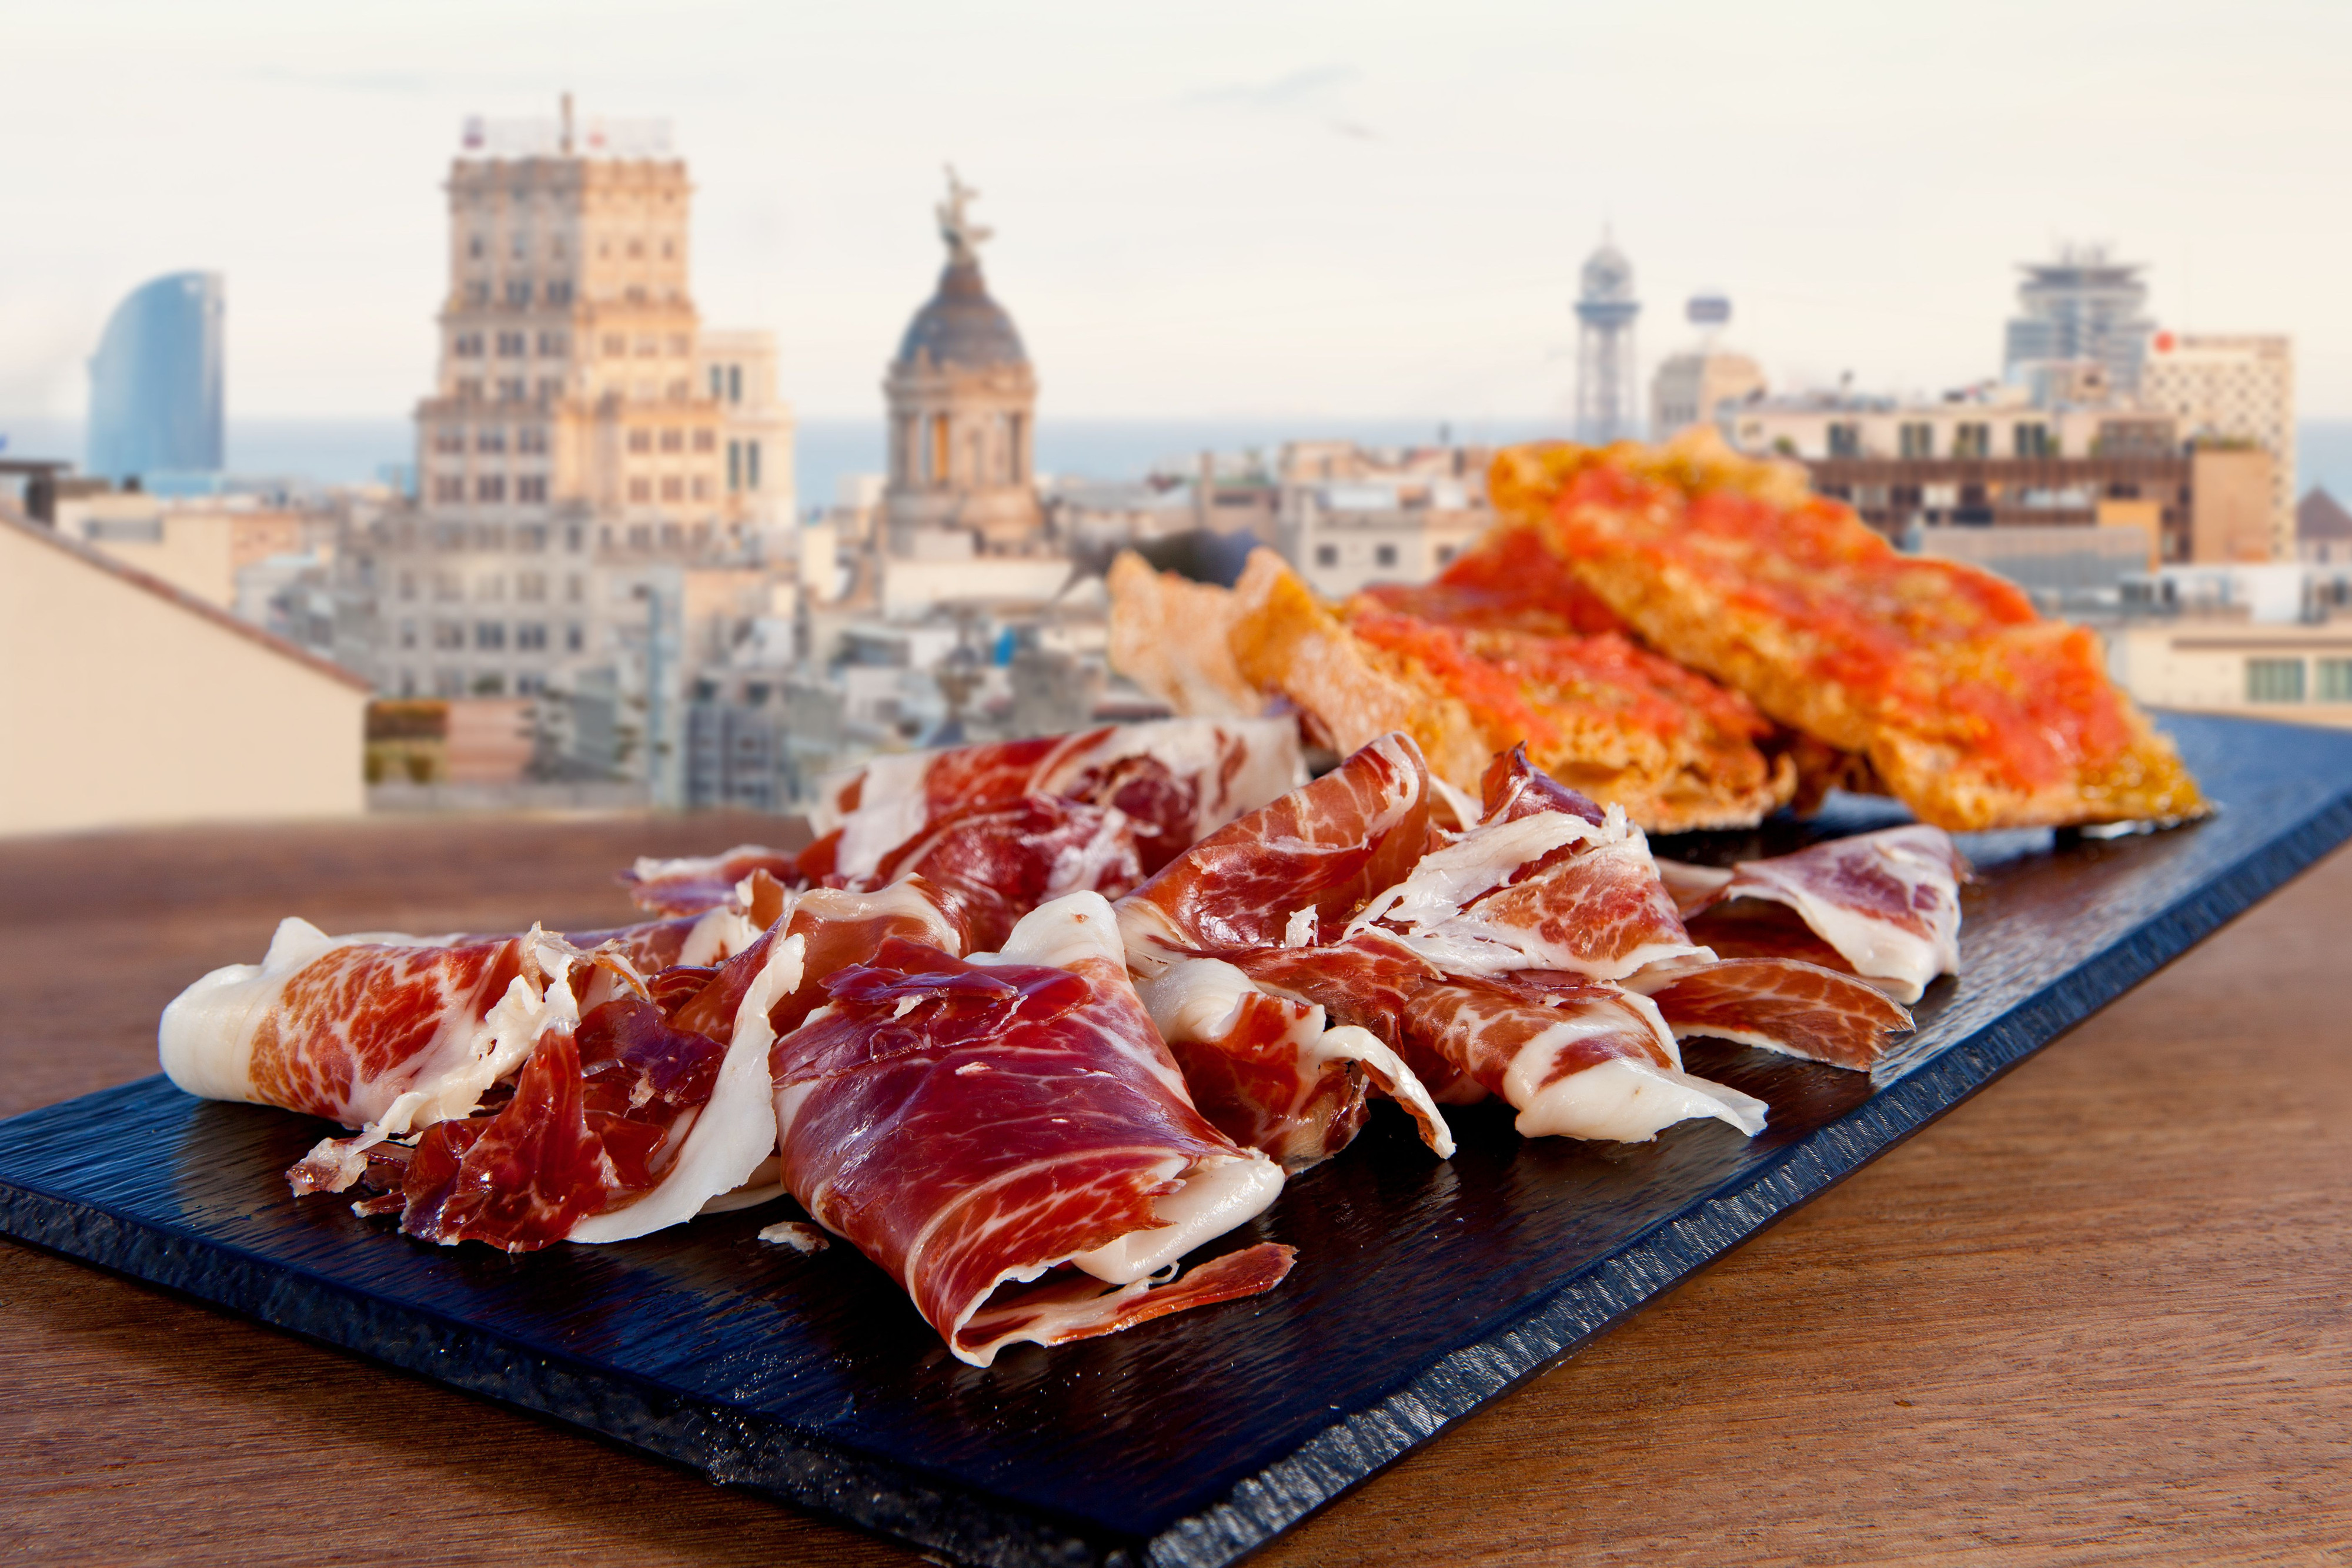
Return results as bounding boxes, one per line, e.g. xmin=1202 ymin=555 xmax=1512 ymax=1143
xmin=9 ymin=412 xmax=2352 ymax=518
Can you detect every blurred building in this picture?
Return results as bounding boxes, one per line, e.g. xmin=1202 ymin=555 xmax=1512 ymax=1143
xmin=52 ymin=492 xmax=305 ymax=609
xmin=882 ymin=169 xmax=1043 ymax=557
xmin=85 ymin=272 xmax=225 ymax=489
xmin=2297 ymin=488 xmax=2352 ymax=565
xmin=2003 ymin=246 xmax=2154 ymax=400
xmin=1649 ymin=293 xmax=1766 ymax=440
xmin=1279 ymin=441 xmax=1492 ymax=599
xmin=1573 ymin=237 xmax=1641 ymax=444
xmin=2139 ymin=332 xmax=2294 ymax=558
xmin=2 ymin=516 xmax=367 ymax=834
xmin=339 ymin=100 xmax=801 ymax=794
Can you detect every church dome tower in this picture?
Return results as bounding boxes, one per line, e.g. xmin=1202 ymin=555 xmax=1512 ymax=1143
xmin=882 ymin=168 xmax=1043 ymax=555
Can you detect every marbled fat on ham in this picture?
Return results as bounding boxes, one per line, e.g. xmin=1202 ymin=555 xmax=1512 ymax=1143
xmin=807 ymin=718 xmax=1304 ymax=884
xmin=860 ymin=795 xmax=1143 ymax=952
xmin=1679 ymin=825 xmax=1965 ymax=1004
xmin=771 ymin=893 xmax=1293 ymax=1368
xmin=1634 ymin=957 xmax=1915 ymax=1071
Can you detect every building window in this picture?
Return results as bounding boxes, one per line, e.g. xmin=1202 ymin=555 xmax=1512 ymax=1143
xmin=1899 ymin=423 xmax=1933 ymax=459
xmin=544 ymin=280 xmax=573 ymax=305
xmin=659 ymin=427 xmax=683 ymax=453
xmin=2014 ymin=423 xmax=2053 ymax=458
xmin=565 ymin=623 xmax=584 ymax=651
xmin=476 ymin=476 xmax=506 ymax=503
xmin=629 ymin=478 xmax=652 ymax=504
xmin=516 ymin=673 xmax=546 ymax=696
xmin=517 ymin=525 xmax=546 ymax=553
xmin=602 ymin=334 xmax=626 ymax=356
xmin=453 ymin=333 xmax=484 ymax=358
xmin=691 ymin=476 xmax=710 ymax=500
xmin=634 ymin=336 xmax=659 ymax=356
xmin=727 ymin=440 xmax=741 ymax=491
xmin=1952 ymin=423 xmax=1990 ymax=459
xmin=661 ymin=523 xmax=683 ymax=550
xmin=661 ymin=476 xmax=684 ymax=502
xmin=432 ymin=426 xmax=466 ymax=454
xmin=1315 ymin=543 xmax=1338 ymax=567
xmin=457 ymin=377 xmax=484 ymax=400
xmin=692 ymin=428 xmax=714 ymax=453
xmin=535 ymin=376 xmax=563 ymax=401
xmin=666 ymin=379 xmax=689 ymax=401
xmin=429 ymin=476 xmax=459 ymax=503
xmin=2318 ymin=658 xmax=2352 ymax=701
xmin=398 ymin=620 xmax=417 ymax=650
xmin=627 ymin=428 xmax=652 ymax=453
xmin=465 ymin=282 xmax=490 ymax=307
xmin=476 ymin=426 xmax=506 ymax=453
xmin=475 ymin=523 xmax=507 ymax=552
xmin=467 ymin=235 xmax=485 ymax=259
xmin=495 ymin=331 xmax=527 ymax=357
xmin=534 ymin=330 xmax=569 ymax=357
xmin=516 ymin=622 xmax=547 ymax=650
xmin=628 ymin=524 xmax=652 ymax=549
xmin=505 ymin=280 xmax=531 ymax=306
xmin=473 ymin=673 xmax=506 ymax=696
xmin=727 ymin=365 xmax=742 ymax=403
xmin=476 ymin=622 xmax=506 ymax=650
xmin=564 ymin=527 xmax=584 ymax=553
xmin=435 ymin=668 xmax=466 ymax=697
xmin=433 ymin=620 xmax=465 ymax=650
xmin=497 ymin=377 xmax=526 ymax=402
xmin=397 ymin=572 xmax=416 ymax=601
xmin=433 ymin=570 xmax=461 ymax=601
xmin=517 ymin=570 xmax=547 ymax=601
xmin=516 ymin=426 xmax=547 ymax=455
xmin=2247 ymin=658 xmax=2305 ymax=703
xmin=1827 ymin=423 xmax=1861 ymax=459
xmin=516 ymin=476 xmax=547 ymax=503
xmin=747 ymin=440 xmax=761 ymax=491
xmin=668 ymin=334 xmax=690 ymax=356
xmin=1374 ymin=543 xmax=1398 ymax=568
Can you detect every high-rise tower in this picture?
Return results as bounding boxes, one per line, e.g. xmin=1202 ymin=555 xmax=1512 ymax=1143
xmin=1574 ymin=237 xmax=1641 ymax=444
xmin=86 ymin=271 xmax=224 ymax=487
xmin=2003 ymin=245 xmax=2154 ymax=399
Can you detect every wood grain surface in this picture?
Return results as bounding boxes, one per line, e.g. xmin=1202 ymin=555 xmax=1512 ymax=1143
xmin=1 ymin=815 xmax=2345 ymax=1567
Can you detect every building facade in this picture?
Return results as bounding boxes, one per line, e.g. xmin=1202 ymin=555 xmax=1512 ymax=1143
xmin=881 ymin=170 xmax=1043 ymax=556
xmin=1278 ymin=442 xmax=1492 ymax=599
xmin=86 ymin=271 xmax=225 ymax=487
xmin=2003 ymin=246 xmax=2155 ymax=399
xmin=2139 ymin=332 xmax=2294 ymax=559
xmin=345 ymin=104 xmax=796 ymax=717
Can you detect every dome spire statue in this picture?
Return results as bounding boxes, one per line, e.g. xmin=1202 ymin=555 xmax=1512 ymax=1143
xmin=881 ymin=166 xmax=1043 ymax=556
xmin=936 ymin=165 xmax=993 ymax=268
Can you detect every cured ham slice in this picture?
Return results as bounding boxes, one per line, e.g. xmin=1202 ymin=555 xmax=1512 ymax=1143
xmin=161 ymin=919 xmax=587 ymax=1137
xmin=771 ymin=892 xmax=1294 ymax=1368
xmin=622 ymin=845 xmax=802 ymax=917
xmin=1675 ymin=825 xmax=1965 ymax=1004
xmin=858 ymin=795 xmax=1142 ymax=952
xmin=1401 ymin=973 xmax=1767 ymax=1142
xmin=807 ymin=717 xmax=1304 ymax=884
xmin=1135 ymin=955 xmax=1455 ymax=1167
xmin=1633 ymin=957 xmax=1915 ymax=1071
xmin=1341 ymin=745 xmax=1706 ymax=984
xmin=564 ymin=906 xmax=762 ymax=975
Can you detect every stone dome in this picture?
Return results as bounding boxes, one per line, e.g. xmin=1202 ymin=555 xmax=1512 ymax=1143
xmin=894 ymin=259 xmax=1029 ymax=371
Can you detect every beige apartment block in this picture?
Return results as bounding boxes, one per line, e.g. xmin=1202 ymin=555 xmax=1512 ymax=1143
xmin=2188 ymin=446 xmax=2277 ymax=564
xmin=1 ymin=517 xmax=368 ymax=835
xmin=2140 ymin=333 xmax=2294 ymax=558
xmin=2108 ymin=618 xmax=2352 ymax=730
xmin=53 ymin=493 xmax=305 ymax=609
xmin=1650 ymin=349 xmax=1766 ymax=440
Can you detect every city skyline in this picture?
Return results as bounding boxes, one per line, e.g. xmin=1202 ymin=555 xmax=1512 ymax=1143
xmin=5 ymin=1 xmax=2349 ymax=424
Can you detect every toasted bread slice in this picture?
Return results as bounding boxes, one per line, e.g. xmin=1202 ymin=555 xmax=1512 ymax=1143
xmin=1489 ymin=431 xmax=2207 ymax=831
xmin=1105 ymin=550 xmax=1267 ymax=718
xmin=1222 ymin=551 xmax=1795 ymax=832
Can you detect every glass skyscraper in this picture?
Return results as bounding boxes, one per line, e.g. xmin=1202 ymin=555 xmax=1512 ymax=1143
xmin=86 ymin=271 xmax=225 ymax=485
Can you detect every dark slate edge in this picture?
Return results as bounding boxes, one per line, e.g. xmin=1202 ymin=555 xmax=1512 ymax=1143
xmin=0 ymin=1188 xmax=1134 ymax=1568
xmin=1140 ymin=786 xmax=2352 ymax=1568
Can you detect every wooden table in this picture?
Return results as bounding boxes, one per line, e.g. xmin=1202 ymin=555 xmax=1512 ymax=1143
xmin=2 ymin=815 xmax=2346 ymax=1566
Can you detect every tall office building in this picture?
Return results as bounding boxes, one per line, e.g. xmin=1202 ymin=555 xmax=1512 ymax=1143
xmin=86 ymin=272 xmax=225 ymax=486
xmin=352 ymin=101 xmax=796 ymax=704
xmin=1573 ymin=238 xmax=1641 ymax=444
xmin=2003 ymin=246 xmax=2155 ymax=399
xmin=2141 ymin=332 xmax=2295 ymax=560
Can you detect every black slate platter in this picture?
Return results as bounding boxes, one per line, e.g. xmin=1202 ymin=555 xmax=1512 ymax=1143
xmin=3 ymin=711 xmax=2349 ymax=1568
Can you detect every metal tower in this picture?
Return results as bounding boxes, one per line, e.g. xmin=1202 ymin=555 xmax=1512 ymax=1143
xmin=1574 ymin=236 xmax=1641 ymax=444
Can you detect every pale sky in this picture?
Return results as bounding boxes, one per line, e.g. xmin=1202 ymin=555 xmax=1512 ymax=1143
xmin=5 ymin=0 xmax=2349 ymax=423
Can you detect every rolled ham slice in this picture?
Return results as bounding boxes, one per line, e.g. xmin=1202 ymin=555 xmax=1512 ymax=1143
xmin=1402 ymin=972 xmax=1768 ymax=1142
xmin=1671 ymin=825 xmax=1966 ymax=1004
xmin=771 ymin=892 xmax=1295 ymax=1368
